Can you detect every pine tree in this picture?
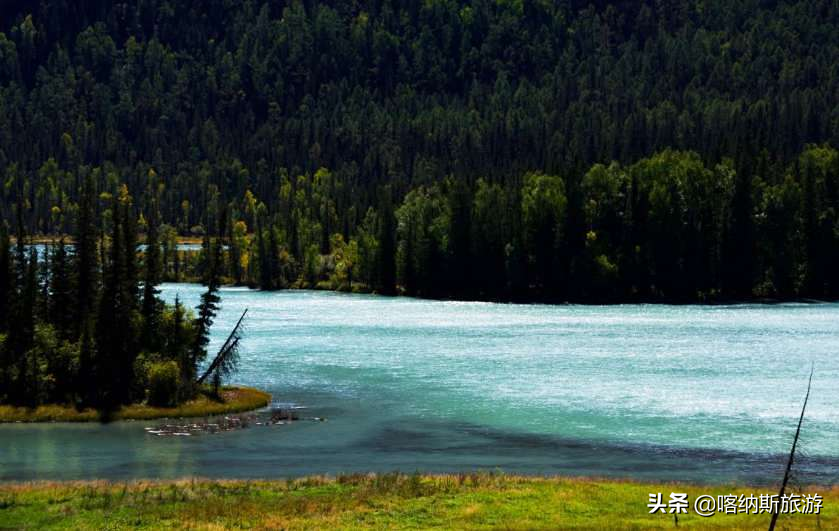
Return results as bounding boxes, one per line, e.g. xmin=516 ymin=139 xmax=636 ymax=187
xmin=256 ymin=208 xmax=273 ymax=289
xmin=227 ymin=215 xmax=243 ymax=284
xmin=94 ymin=189 xmax=139 ymax=406
xmin=94 ymin=199 xmax=123 ymax=406
xmin=119 ymin=188 xmax=140 ymax=400
xmin=0 ymin=223 xmax=10 ymax=333
xmin=169 ymin=295 xmax=190 ymax=397
xmin=0 ymin=222 xmax=15 ymax=400
xmin=74 ymin=173 xmax=99 ymax=335
xmin=190 ymin=237 xmax=222 ymax=394
xmin=447 ymin=178 xmax=473 ymax=297
xmin=376 ymin=190 xmax=397 ymax=295
xmin=6 ymin=209 xmax=35 ymax=404
xmin=49 ymin=238 xmax=74 ymax=339
xmin=77 ymin=317 xmax=95 ymax=405
xmin=801 ymin=156 xmax=818 ymax=295
xmin=122 ymin=191 xmax=139 ymax=311
xmin=723 ymin=170 xmax=755 ymax=297
xmin=141 ymin=183 xmax=162 ymax=348
xmin=268 ymin=218 xmax=280 ymax=287
xmin=22 ymin=247 xmax=40 ymax=405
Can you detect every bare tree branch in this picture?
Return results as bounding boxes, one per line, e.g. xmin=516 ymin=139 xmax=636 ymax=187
xmin=768 ymin=364 xmax=814 ymax=531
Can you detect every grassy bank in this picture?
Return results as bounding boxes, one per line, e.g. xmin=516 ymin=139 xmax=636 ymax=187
xmin=0 ymin=386 xmax=270 ymax=423
xmin=0 ymin=474 xmax=834 ymax=529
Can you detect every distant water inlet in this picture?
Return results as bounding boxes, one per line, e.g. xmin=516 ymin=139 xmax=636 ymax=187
xmin=2 ymin=284 xmax=839 ymax=484
xmin=26 ymin=242 xmax=217 ymax=256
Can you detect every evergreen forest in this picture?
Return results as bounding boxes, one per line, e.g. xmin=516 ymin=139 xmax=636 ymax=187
xmin=0 ymin=0 xmax=837 ymax=306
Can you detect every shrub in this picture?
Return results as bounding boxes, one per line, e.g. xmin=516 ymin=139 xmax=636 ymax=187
xmin=147 ymin=361 xmax=180 ymax=407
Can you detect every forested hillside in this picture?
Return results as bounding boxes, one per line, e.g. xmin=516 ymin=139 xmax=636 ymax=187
xmin=1 ymin=0 xmax=838 ymax=301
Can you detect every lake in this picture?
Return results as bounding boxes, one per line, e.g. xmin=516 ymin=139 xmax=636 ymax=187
xmin=26 ymin=242 xmax=213 ymax=256
xmin=2 ymin=284 xmax=838 ymax=484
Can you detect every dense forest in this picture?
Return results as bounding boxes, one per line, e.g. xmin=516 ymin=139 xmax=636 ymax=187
xmin=0 ymin=180 xmax=235 ymax=407
xmin=0 ymin=0 xmax=838 ymax=301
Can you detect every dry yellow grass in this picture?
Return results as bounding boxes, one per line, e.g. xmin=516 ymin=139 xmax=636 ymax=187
xmin=0 ymin=386 xmax=270 ymax=423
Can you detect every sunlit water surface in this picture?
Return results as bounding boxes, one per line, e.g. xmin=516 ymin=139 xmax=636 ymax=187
xmin=3 ymin=284 xmax=838 ymax=484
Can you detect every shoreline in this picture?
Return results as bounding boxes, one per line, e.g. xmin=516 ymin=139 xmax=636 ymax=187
xmin=20 ymin=235 xmax=839 ymax=306
xmin=0 ymin=474 xmax=834 ymax=529
xmin=0 ymin=386 xmax=270 ymax=423
xmin=174 ymin=281 xmax=839 ymax=308
xmin=232 ymin=284 xmax=839 ymax=306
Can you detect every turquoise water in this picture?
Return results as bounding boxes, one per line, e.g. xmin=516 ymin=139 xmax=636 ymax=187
xmin=2 ymin=284 xmax=838 ymax=484
xmin=28 ymin=243 xmax=210 ymax=255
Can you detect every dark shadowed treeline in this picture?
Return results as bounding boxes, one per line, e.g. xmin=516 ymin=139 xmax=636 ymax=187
xmin=0 ymin=1 xmax=838 ymax=302
xmin=186 ymin=146 xmax=834 ymax=302
xmin=0 ymin=182 xmax=228 ymax=408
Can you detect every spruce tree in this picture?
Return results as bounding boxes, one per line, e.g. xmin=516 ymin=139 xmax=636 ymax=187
xmin=94 ymin=198 xmax=123 ymax=406
xmin=119 ymin=188 xmax=140 ymax=399
xmin=6 ymin=210 xmax=36 ymax=404
xmin=49 ymin=238 xmax=74 ymax=338
xmin=0 ymin=222 xmax=13 ymax=399
xmin=256 ymin=208 xmax=272 ymax=289
xmin=169 ymin=295 xmax=190 ymax=397
xmin=227 ymin=213 xmax=242 ymax=284
xmin=0 ymin=223 xmax=10 ymax=333
xmin=724 ymin=170 xmax=755 ymax=297
xmin=190 ymin=237 xmax=222 ymax=394
xmin=268 ymin=217 xmax=280 ymax=288
xmin=23 ymin=248 xmax=40 ymax=405
xmin=94 ymin=190 xmax=139 ymax=406
xmin=74 ymin=173 xmax=99 ymax=335
xmin=77 ymin=318 xmax=95 ymax=405
xmin=122 ymin=192 xmax=139 ymax=311
xmin=377 ymin=190 xmax=397 ymax=295
xmin=447 ymin=178 xmax=473 ymax=297
xmin=141 ymin=186 xmax=162 ymax=348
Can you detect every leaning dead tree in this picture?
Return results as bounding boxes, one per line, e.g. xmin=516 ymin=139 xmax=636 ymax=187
xmin=197 ymin=308 xmax=248 ymax=394
xmin=768 ymin=364 xmax=814 ymax=531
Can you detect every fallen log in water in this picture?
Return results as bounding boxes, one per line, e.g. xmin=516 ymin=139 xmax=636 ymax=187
xmin=144 ymin=414 xmax=256 ymax=436
xmin=144 ymin=405 xmax=325 ymax=436
xmin=269 ymin=402 xmax=306 ymax=422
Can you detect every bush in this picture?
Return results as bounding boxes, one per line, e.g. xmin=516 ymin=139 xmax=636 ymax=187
xmin=147 ymin=361 xmax=180 ymax=407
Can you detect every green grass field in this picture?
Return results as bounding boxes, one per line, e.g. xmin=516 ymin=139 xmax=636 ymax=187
xmin=0 ymin=386 xmax=270 ymax=423
xmin=0 ymin=474 xmax=834 ymax=529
